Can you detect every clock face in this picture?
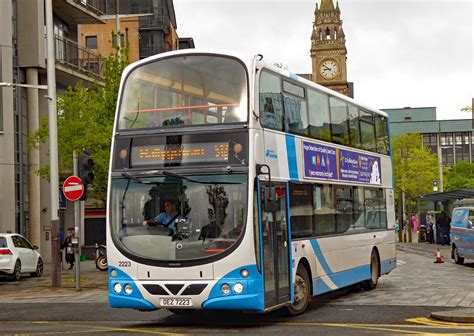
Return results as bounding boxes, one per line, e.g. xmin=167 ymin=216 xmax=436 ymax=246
xmin=319 ymin=60 xmax=339 ymax=79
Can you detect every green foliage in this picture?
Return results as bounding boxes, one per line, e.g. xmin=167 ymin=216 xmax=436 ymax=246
xmin=29 ymin=38 xmax=129 ymax=206
xmin=446 ymin=161 xmax=474 ymax=190
xmin=392 ymin=133 xmax=439 ymax=213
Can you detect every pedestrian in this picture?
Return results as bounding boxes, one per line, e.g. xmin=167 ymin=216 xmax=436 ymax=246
xmin=426 ymin=212 xmax=434 ymax=244
xmin=61 ymin=230 xmax=75 ymax=270
xmin=411 ymin=214 xmax=418 ymax=233
xmin=437 ymin=211 xmax=451 ymax=246
xmin=394 ymin=217 xmax=400 ymax=234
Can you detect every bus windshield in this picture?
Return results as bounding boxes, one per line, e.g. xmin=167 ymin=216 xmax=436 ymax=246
xmin=110 ymin=174 xmax=247 ymax=261
xmin=118 ymin=55 xmax=248 ymax=130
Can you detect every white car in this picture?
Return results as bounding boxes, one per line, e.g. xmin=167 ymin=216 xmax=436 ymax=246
xmin=0 ymin=233 xmax=43 ymax=281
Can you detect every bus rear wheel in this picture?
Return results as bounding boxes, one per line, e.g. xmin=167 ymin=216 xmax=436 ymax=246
xmin=363 ymin=251 xmax=379 ymax=290
xmin=286 ymin=264 xmax=310 ymax=316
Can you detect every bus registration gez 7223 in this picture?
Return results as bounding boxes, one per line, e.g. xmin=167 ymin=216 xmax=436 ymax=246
xmin=160 ymin=298 xmax=193 ymax=307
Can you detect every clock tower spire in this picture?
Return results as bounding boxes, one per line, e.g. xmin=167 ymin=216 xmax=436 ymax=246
xmin=311 ymin=0 xmax=349 ymax=96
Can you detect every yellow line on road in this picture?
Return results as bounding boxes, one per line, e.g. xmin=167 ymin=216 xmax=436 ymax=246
xmin=407 ymin=317 xmax=474 ymax=328
xmin=26 ymin=321 xmax=187 ymax=336
xmin=270 ymin=322 xmax=427 ymax=334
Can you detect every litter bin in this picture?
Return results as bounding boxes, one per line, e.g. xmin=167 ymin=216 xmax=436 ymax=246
xmin=418 ymin=224 xmax=426 ymax=242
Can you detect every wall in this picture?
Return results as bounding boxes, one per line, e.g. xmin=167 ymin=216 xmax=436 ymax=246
xmin=0 ymin=1 xmax=16 ymax=234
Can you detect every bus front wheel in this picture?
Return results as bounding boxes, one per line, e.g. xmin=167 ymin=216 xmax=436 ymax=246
xmin=286 ymin=264 xmax=310 ymax=316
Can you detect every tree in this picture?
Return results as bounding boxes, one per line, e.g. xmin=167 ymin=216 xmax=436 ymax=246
xmin=392 ymin=133 xmax=439 ymax=241
xmin=445 ymin=161 xmax=474 ymax=191
xmin=30 ymin=37 xmax=129 ymax=206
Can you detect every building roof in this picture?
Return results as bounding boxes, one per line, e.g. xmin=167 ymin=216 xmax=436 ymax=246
xmin=382 ymin=107 xmax=436 ymax=122
xmin=414 ymin=189 xmax=474 ymax=203
xmin=389 ymin=119 xmax=473 ymax=136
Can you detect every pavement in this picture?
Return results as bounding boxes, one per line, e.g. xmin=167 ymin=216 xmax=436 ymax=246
xmin=0 ymin=259 xmax=108 ymax=303
xmin=1 ymin=242 xmax=473 ymax=323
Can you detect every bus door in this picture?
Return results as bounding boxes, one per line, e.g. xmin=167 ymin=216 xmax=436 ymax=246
xmin=259 ymin=181 xmax=291 ymax=309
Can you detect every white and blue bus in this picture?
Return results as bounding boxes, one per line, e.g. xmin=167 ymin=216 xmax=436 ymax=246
xmin=107 ymin=49 xmax=396 ymax=315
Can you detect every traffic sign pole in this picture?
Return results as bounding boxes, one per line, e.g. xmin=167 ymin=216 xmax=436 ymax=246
xmin=73 ymin=151 xmax=81 ymax=291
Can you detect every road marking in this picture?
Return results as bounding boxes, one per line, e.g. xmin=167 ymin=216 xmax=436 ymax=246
xmin=27 ymin=321 xmax=187 ymax=336
xmin=397 ymin=260 xmax=406 ymax=265
xmin=270 ymin=322 xmax=426 ymax=334
xmin=407 ymin=317 xmax=474 ymax=327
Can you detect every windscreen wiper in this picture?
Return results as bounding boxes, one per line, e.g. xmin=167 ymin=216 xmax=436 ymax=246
xmin=162 ymin=171 xmax=240 ymax=185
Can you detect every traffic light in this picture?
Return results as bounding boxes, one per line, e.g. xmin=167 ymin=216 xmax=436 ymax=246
xmin=78 ymin=154 xmax=94 ymax=200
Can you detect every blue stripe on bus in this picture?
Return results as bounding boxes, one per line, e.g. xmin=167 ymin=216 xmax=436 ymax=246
xmin=257 ymin=180 xmax=264 ymax=275
xmin=286 ymin=182 xmax=294 ymax=303
xmin=108 ymin=267 xmax=156 ymax=310
xmin=381 ymin=258 xmax=397 ymax=274
xmin=285 ymin=134 xmax=299 ymax=180
xmin=309 ymin=239 xmax=333 ymax=276
xmin=289 ymin=73 xmax=298 ymax=80
xmin=308 ymin=241 xmax=397 ymax=293
xmin=203 ymin=264 xmax=264 ymax=311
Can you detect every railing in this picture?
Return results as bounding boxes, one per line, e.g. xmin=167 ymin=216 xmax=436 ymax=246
xmin=73 ymin=0 xmax=106 ymax=16
xmin=54 ymin=35 xmax=103 ymax=79
xmin=139 ymin=15 xmax=170 ymax=30
xmin=139 ymin=43 xmax=170 ymax=59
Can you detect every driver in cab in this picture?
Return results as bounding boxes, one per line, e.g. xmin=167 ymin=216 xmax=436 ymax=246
xmin=143 ymin=200 xmax=181 ymax=235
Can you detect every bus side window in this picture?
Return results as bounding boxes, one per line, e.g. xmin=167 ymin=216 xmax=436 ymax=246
xmin=259 ymin=71 xmax=284 ymax=131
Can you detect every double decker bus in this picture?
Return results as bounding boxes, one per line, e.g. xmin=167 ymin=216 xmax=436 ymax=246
xmin=107 ymin=49 xmax=396 ymax=315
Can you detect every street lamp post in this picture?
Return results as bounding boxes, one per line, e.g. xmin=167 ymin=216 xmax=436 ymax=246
xmin=45 ymin=0 xmax=61 ymax=287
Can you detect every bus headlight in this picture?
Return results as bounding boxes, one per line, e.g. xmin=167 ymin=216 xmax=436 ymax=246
xmin=233 ymin=282 xmax=244 ymax=294
xmin=113 ymin=283 xmax=122 ymax=294
xmin=124 ymin=284 xmax=133 ymax=295
xmin=110 ymin=269 xmax=118 ymax=278
xmin=221 ymin=283 xmax=231 ymax=295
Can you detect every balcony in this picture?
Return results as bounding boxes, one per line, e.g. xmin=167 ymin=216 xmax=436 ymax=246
xmin=139 ymin=15 xmax=170 ymax=33
xmin=53 ymin=0 xmax=105 ymax=24
xmin=54 ymin=35 xmax=104 ymax=86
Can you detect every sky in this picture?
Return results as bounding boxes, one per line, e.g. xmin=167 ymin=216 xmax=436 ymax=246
xmin=174 ymin=0 xmax=473 ymax=120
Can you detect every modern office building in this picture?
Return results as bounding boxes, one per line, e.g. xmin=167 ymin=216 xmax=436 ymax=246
xmin=83 ymin=0 xmax=194 ymax=62
xmin=0 ymin=0 xmax=105 ymax=261
xmin=383 ymin=107 xmax=474 ymax=166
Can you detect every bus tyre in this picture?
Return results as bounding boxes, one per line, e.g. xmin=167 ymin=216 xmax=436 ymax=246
xmin=95 ymin=255 xmax=108 ymax=271
xmin=363 ymin=251 xmax=379 ymax=290
xmin=453 ymin=246 xmax=464 ymax=265
xmin=286 ymin=264 xmax=310 ymax=316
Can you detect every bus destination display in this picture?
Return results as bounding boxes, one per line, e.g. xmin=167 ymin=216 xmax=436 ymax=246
xmin=131 ymin=142 xmax=229 ymax=166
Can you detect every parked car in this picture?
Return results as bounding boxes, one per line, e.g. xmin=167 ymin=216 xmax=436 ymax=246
xmin=450 ymin=207 xmax=474 ymax=265
xmin=0 ymin=233 xmax=43 ymax=281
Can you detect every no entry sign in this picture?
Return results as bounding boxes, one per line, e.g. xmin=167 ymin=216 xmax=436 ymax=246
xmin=63 ymin=176 xmax=84 ymax=201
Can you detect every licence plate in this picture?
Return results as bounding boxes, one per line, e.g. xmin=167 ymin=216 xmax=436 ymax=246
xmin=160 ymin=298 xmax=192 ymax=307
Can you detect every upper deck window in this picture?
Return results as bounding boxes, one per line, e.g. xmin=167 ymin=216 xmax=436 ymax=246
xmin=118 ymin=55 xmax=248 ymax=130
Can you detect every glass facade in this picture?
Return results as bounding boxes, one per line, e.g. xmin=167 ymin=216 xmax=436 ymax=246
xmin=422 ymin=131 xmax=473 ymax=167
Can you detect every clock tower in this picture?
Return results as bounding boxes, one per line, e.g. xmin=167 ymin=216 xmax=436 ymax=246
xmin=311 ymin=0 xmax=349 ymax=96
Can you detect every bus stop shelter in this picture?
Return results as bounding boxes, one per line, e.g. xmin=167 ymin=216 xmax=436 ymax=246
xmin=413 ymin=189 xmax=474 ymax=243
xmin=413 ymin=189 xmax=474 ymax=206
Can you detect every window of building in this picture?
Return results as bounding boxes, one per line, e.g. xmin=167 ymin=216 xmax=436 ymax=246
xmin=85 ymin=35 xmax=98 ymax=49
xmin=307 ymin=89 xmax=331 ymax=141
xmin=329 ymin=97 xmax=349 ymax=146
